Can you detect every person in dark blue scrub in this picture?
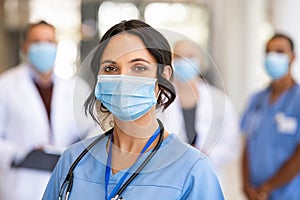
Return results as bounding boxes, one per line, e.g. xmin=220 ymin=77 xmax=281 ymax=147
xmin=241 ymin=33 xmax=300 ymax=200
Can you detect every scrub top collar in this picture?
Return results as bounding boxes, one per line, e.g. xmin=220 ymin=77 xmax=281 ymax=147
xmin=85 ymin=132 xmax=191 ymax=174
xmin=258 ymin=83 xmax=298 ymax=113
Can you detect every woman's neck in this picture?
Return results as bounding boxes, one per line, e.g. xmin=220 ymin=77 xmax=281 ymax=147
xmin=113 ymin=122 xmax=159 ymax=152
xmin=110 ymin=115 xmax=164 ymax=174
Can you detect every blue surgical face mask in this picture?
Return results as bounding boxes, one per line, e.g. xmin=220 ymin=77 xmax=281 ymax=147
xmin=28 ymin=42 xmax=57 ymax=73
xmin=264 ymin=52 xmax=289 ymax=80
xmin=173 ymin=58 xmax=200 ymax=82
xmin=95 ymin=75 xmax=157 ymax=122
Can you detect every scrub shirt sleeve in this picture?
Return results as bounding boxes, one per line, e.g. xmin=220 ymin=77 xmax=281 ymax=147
xmin=42 ymin=154 xmax=66 ymax=200
xmin=181 ymin=158 xmax=224 ymax=200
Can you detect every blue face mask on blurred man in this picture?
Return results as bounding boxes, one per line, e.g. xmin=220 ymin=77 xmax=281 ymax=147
xmin=264 ymin=52 xmax=290 ymax=80
xmin=173 ymin=58 xmax=200 ymax=82
xmin=28 ymin=42 xmax=57 ymax=73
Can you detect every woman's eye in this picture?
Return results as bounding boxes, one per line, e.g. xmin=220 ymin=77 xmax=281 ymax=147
xmin=133 ymin=65 xmax=147 ymax=71
xmin=103 ymin=65 xmax=117 ymax=72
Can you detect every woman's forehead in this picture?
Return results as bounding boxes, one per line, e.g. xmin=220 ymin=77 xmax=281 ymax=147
xmin=101 ymin=33 xmax=150 ymax=60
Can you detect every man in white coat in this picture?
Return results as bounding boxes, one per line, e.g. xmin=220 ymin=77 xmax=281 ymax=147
xmin=0 ymin=21 xmax=95 ymax=200
xmin=158 ymin=39 xmax=241 ymax=194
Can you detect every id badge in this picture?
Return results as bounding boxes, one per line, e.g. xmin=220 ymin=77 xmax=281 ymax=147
xmin=275 ymin=112 xmax=298 ymax=134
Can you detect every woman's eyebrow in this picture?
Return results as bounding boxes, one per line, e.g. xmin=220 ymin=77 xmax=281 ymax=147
xmin=129 ymin=58 xmax=151 ymax=64
xmin=100 ymin=60 xmax=116 ymax=65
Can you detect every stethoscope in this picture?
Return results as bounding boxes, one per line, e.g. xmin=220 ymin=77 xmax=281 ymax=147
xmin=58 ymin=119 xmax=164 ymax=200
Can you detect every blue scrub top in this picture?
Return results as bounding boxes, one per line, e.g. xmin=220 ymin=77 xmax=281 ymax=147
xmin=240 ymin=84 xmax=300 ymax=200
xmin=42 ymin=133 xmax=224 ymax=200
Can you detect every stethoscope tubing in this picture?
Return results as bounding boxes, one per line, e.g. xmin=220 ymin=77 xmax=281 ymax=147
xmin=58 ymin=130 xmax=112 ymax=200
xmin=58 ymin=119 xmax=164 ymax=200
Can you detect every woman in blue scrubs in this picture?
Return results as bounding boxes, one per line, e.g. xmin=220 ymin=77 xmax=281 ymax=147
xmin=42 ymin=20 xmax=224 ymax=200
xmin=240 ymin=33 xmax=300 ymax=200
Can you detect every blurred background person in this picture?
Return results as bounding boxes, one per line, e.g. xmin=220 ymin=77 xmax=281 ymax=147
xmin=0 ymin=20 xmax=95 ymax=200
xmin=240 ymin=33 xmax=300 ymax=200
xmin=158 ymin=39 xmax=241 ymax=191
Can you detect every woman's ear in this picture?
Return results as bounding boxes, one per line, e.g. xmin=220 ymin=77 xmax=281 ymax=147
xmin=162 ymin=65 xmax=172 ymax=81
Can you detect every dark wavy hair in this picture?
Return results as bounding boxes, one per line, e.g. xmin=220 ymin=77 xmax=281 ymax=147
xmin=84 ymin=19 xmax=176 ymax=127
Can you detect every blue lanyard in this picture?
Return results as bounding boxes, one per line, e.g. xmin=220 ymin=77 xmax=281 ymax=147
xmin=105 ymin=127 xmax=161 ymax=200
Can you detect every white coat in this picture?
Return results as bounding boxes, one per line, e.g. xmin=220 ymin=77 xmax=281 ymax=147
xmin=157 ymin=81 xmax=241 ymax=171
xmin=0 ymin=63 xmax=96 ymax=200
